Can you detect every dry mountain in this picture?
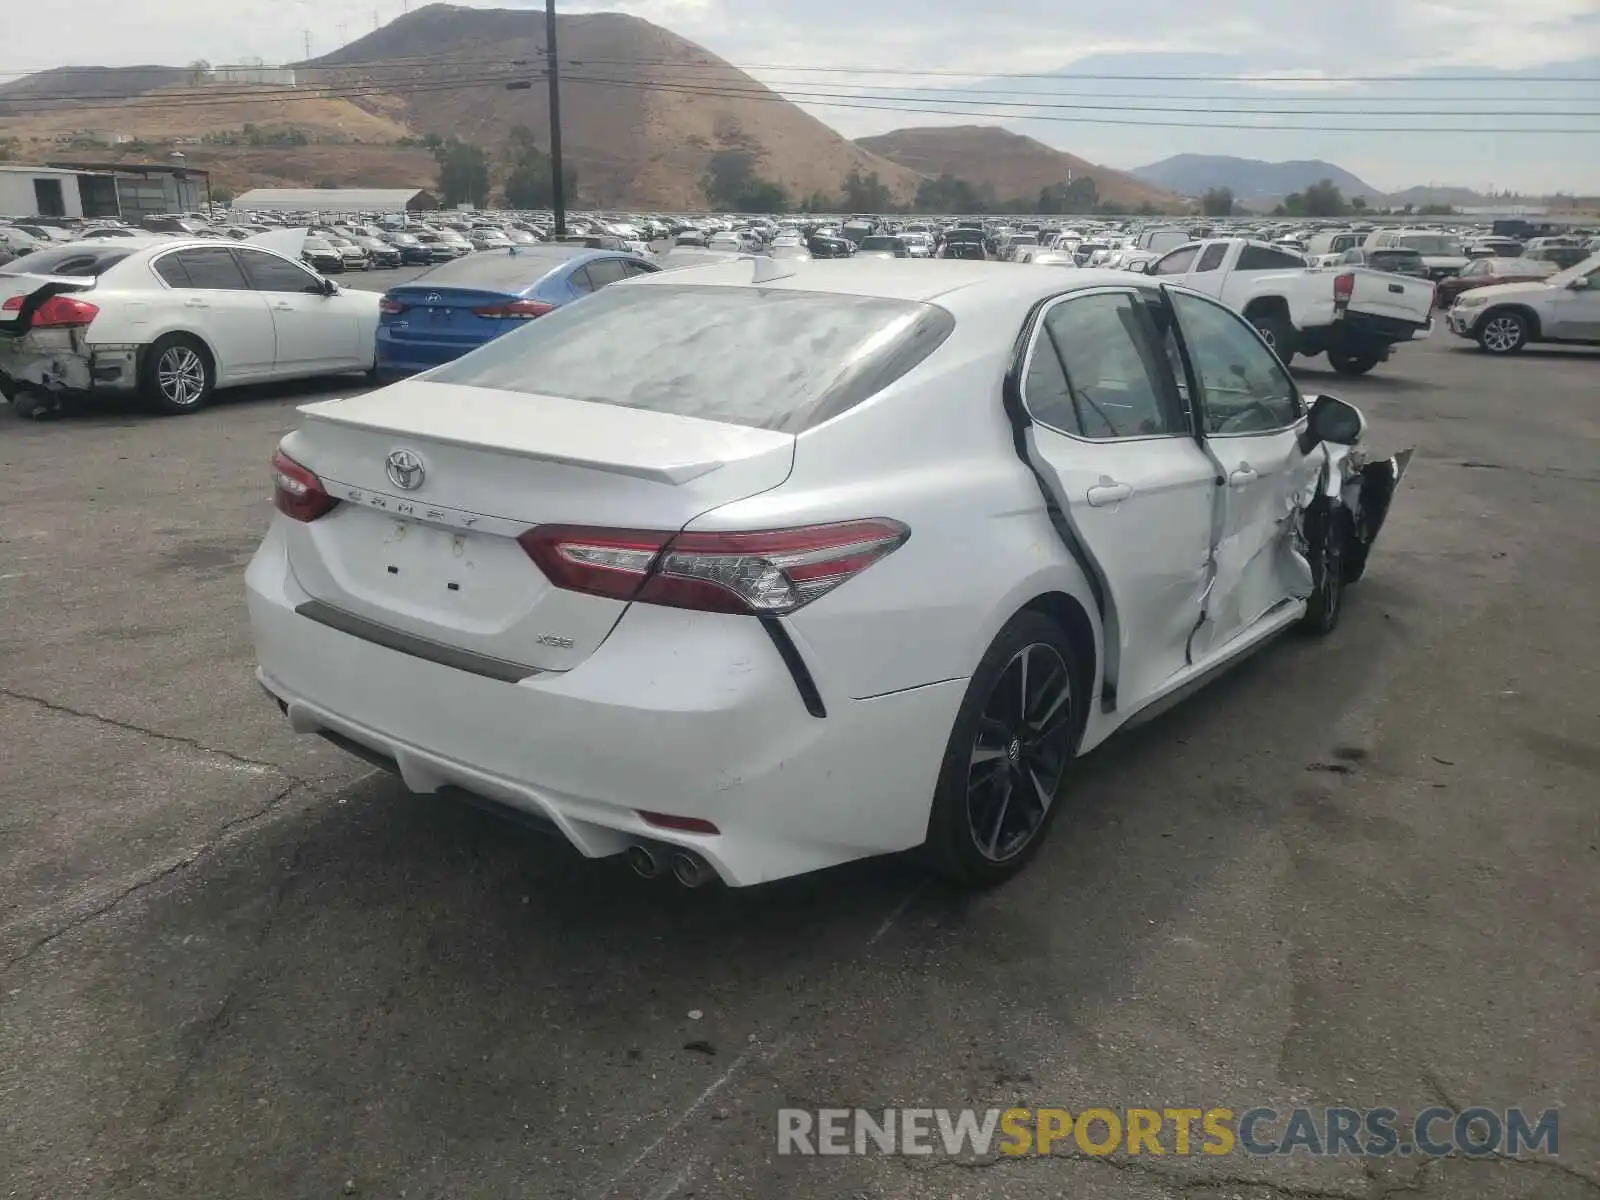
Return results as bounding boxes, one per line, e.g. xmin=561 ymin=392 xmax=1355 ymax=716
xmin=857 ymin=126 xmax=1181 ymax=211
xmin=0 ymin=5 xmax=920 ymax=207
xmin=302 ymin=4 xmax=922 ymax=207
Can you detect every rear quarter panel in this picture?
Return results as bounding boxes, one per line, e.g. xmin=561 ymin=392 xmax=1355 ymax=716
xmin=688 ymin=311 xmax=1106 ymax=705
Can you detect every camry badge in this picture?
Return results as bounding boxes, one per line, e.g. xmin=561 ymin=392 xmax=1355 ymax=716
xmin=385 ymin=448 xmax=426 ymax=490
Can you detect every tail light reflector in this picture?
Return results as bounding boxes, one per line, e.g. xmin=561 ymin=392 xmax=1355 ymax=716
xmin=378 ymin=297 xmax=408 ymax=315
xmin=472 ymin=299 xmax=554 ymax=319
xmin=1333 ymin=272 xmax=1354 ymax=304
xmin=518 ymin=519 xmax=910 ymax=615
xmin=0 ymin=293 xmax=100 ymax=328
xmin=272 ymin=449 xmax=339 ymax=522
xmin=639 ymin=811 xmax=721 ymax=835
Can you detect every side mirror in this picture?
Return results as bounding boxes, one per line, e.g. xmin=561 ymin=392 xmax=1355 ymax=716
xmin=1299 ymin=394 xmax=1366 ymax=454
xmin=322 ymin=277 xmax=338 ymax=297
xmin=1568 ymin=277 xmax=1589 ymax=290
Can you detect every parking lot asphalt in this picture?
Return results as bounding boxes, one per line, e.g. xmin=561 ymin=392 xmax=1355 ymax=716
xmin=1 ymin=331 xmax=1597 ymax=1200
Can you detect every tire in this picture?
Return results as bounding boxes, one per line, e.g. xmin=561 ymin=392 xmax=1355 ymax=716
xmin=1475 ymin=309 xmax=1528 ymax=355
xmin=141 ymin=334 xmax=215 ymax=415
xmin=923 ymin=611 xmax=1084 ymax=886
xmin=1300 ymin=500 xmax=1351 ymax=635
xmin=1327 ymin=349 xmax=1381 ymax=376
xmin=1249 ymin=312 xmax=1297 ymax=364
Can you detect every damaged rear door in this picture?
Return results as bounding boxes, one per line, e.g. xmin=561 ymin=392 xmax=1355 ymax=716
xmin=1013 ymin=286 xmax=1218 ymax=708
xmin=1163 ymin=288 xmax=1318 ymax=659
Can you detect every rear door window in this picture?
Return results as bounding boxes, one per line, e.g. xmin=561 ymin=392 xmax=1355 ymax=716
xmin=582 ymin=258 xmax=628 ymax=289
xmin=424 ymin=283 xmax=955 ymax=433
xmin=165 ymin=247 xmax=249 ymax=290
xmin=1025 ymin=291 xmax=1188 ymax=439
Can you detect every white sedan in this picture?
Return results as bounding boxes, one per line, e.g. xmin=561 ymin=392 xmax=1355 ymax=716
xmin=247 ymin=259 xmax=1410 ymax=888
xmin=0 ymin=235 xmax=378 ymax=417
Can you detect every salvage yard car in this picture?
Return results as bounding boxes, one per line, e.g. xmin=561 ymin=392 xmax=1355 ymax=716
xmin=248 ymin=259 xmax=1410 ymax=889
xmin=1446 ymin=253 xmax=1600 ymax=354
xmin=1146 ymin=238 xmax=1435 ymax=376
xmin=0 ymin=239 xmax=379 ymax=417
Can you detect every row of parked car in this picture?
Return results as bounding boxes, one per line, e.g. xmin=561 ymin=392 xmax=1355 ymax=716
xmin=3 ymin=208 xmax=1597 ymax=420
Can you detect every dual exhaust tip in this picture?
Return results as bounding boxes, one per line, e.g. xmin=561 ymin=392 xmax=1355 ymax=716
xmin=625 ymin=843 xmax=716 ymax=888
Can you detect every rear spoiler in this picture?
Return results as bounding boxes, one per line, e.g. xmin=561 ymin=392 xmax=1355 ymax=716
xmin=0 ymin=280 xmax=88 ymax=339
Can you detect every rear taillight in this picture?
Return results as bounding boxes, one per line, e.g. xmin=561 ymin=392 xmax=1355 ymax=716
xmin=472 ymin=299 xmax=554 ymax=319
xmin=378 ymin=297 xmax=407 ymax=315
xmin=518 ymin=519 xmax=910 ymax=615
xmin=0 ymin=294 xmax=99 ymax=328
xmin=1333 ymin=272 xmax=1354 ymax=304
xmin=272 ymin=449 xmax=339 ymax=522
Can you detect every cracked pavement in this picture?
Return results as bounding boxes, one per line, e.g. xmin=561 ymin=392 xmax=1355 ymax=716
xmin=1 ymin=337 xmax=1597 ymax=1199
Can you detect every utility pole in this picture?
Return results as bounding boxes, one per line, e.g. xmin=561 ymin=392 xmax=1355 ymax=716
xmin=545 ymin=0 xmax=566 ymax=235
xmin=303 ymin=30 xmax=312 ymax=58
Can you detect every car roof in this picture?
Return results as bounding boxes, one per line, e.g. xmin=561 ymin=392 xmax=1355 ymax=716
xmin=624 ymin=258 xmax=1140 ymax=309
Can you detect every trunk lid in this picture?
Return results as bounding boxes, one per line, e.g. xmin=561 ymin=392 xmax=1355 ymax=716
xmin=279 ymin=382 xmax=796 ymax=673
xmin=381 ymin=285 xmax=539 ymax=353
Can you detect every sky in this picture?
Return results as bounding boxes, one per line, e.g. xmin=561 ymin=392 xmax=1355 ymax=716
xmin=4 ymin=0 xmax=1599 ymax=193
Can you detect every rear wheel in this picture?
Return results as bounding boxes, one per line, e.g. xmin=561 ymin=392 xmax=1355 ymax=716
xmin=1476 ymin=310 xmax=1528 ymax=354
xmin=923 ymin=612 xmax=1082 ymax=886
xmin=1327 ymin=349 xmax=1381 ymax=376
xmin=141 ymin=334 xmax=215 ymax=415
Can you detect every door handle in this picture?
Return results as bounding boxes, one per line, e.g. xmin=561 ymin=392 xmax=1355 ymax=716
xmin=1228 ymin=465 xmax=1258 ymax=488
xmin=184 ymin=297 xmax=207 ymax=307
xmin=1086 ymin=480 xmax=1134 ymax=507
xmin=272 ymin=302 xmax=294 ymax=311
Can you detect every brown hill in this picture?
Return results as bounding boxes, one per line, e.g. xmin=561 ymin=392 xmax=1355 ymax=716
xmin=298 ymin=4 xmax=923 ymax=209
xmin=0 ymin=65 xmax=187 ymax=107
xmin=856 ymin=125 xmax=1182 ymax=211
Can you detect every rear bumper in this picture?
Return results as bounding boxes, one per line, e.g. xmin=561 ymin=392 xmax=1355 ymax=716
xmin=374 ymin=327 xmax=489 ymax=374
xmin=245 ymin=523 xmax=963 ymax=885
xmin=0 ymin=332 xmax=139 ymax=405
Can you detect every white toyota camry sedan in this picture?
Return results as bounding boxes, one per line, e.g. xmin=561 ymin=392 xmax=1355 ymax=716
xmin=247 ymin=259 xmax=1409 ymax=888
xmin=0 ymin=235 xmax=379 ymax=417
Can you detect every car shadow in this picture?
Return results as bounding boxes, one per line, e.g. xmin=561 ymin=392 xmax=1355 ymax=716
xmin=1291 ymin=364 xmax=1438 ymax=394
xmin=0 ymin=372 xmax=374 ymax=428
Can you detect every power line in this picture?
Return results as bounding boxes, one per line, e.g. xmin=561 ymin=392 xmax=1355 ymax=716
xmin=559 ymin=72 xmax=1600 ymax=132
xmin=3 ymin=51 xmax=1600 ymax=83
xmin=5 ymin=71 xmax=1598 ymax=127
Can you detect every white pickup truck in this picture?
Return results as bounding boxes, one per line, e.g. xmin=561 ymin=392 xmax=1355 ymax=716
xmin=1135 ymin=237 xmax=1436 ymax=375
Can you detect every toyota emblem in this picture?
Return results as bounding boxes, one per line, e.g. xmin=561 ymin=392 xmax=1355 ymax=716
xmin=385 ymin=448 xmax=426 ymax=490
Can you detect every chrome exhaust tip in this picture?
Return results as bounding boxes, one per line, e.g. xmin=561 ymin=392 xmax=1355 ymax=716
xmin=670 ymin=850 xmax=713 ymax=888
xmin=625 ymin=844 xmax=662 ymax=879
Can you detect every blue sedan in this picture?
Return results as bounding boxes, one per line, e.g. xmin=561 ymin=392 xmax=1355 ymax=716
xmin=375 ymin=246 xmax=659 ymax=376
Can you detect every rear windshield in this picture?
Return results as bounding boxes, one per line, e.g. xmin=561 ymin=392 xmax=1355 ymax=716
xmin=1370 ymin=250 xmax=1423 ymax=267
xmin=0 ymin=246 xmax=133 ymax=277
xmin=424 ymin=283 xmax=956 ymax=433
xmin=859 ymin=236 xmax=903 ymax=251
xmin=414 ymin=247 xmax=587 ymax=287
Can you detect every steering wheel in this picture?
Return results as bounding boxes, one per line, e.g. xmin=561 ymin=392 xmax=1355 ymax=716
xmin=1212 ymin=400 xmax=1284 ymax=435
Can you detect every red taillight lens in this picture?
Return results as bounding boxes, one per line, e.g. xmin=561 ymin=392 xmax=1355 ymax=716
xmin=378 ymin=297 xmax=407 ymax=315
xmin=472 ymin=299 xmax=554 ymax=319
xmin=1333 ymin=272 xmax=1354 ymax=303
xmin=271 ymin=449 xmax=339 ymax=522
xmin=638 ymin=811 xmax=721 ymax=835
xmin=0 ymin=294 xmax=99 ymax=327
xmin=518 ymin=519 xmax=910 ymax=615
